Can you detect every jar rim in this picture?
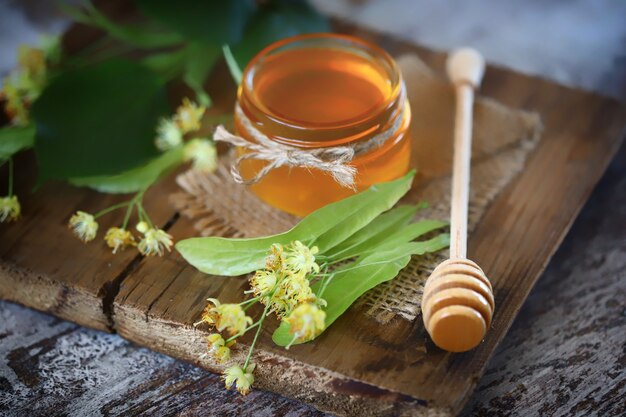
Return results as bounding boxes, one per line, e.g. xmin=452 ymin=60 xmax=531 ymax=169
xmin=238 ymin=33 xmax=404 ymax=148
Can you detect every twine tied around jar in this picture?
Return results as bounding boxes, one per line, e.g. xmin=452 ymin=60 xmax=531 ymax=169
xmin=213 ymin=83 xmax=407 ymax=189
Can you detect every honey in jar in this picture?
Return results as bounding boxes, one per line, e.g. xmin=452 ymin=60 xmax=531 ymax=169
xmin=234 ymin=33 xmax=411 ymax=216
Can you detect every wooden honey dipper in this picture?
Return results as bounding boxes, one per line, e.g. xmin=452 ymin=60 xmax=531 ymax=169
xmin=421 ymin=48 xmax=495 ymax=352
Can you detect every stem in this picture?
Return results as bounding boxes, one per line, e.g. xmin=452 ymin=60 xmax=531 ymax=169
xmin=122 ymin=191 xmax=144 ymax=228
xmin=94 ymin=201 xmax=131 ymax=218
xmin=331 ymin=256 xmax=408 ymax=275
xmin=8 ymin=158 xmax=14 ymax=197
xmin=137 ymin=204 xmax=146 ymax=223
xmin=317 ymin=272 xmax=335 ymax=300
xmin=243 ymin=302 xmax=270 ymax=370
xmin=84 ymin=41 xmax=135 ymax=65
xmin=121 ymin=201 xmax=135 ymax=229
xmin=222 ymin=44 xmax=242 ymax=84
xmin=137 ymin=201 xmax=154 ymax=228
xmin=239 ymin=297 xmax=260 ymax=307
xmin=326 ymin=255 xmax=357 ymax=265
xmin=323 ymin=242 xmax=362 ymax=261
xmin=307 ymin=263 xmax=328 ymax=285
xmin=225 ymin=321 xmax=261 ymax=344
xmin=242 ymin=301 xmax=259 ymax=312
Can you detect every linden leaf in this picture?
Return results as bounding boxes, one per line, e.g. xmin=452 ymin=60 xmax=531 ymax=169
xmin=135 ymin=0 xmax=256 ymax=46
xmin=329 ymin=218 xmax=449 ymax=261
xmin=324 ymin=204 xmax=424 ymax=260
xmin=176 ymin=171 xmax=415 ymax=276
xmin=59 ymin=1 xmax=184 ymax=49
xmin=69 ymin=146 xmax=184 ymax=194
xmin=182 ymin=43 xmax=221 ymax=107
xmin=272 ymin=234 xmax=450 ymax=346
xmin=231 ymin=0 xmax=330 ymax=68
xmin=0 ymin=125 xmax=35 ymax=161
xmin=32 ymin=59 xmax=169 ymax=181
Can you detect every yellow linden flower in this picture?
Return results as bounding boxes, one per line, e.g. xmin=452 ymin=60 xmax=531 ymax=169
xmin=175 ymin=98 xmax=205 ymax=133
xmin=249 ymin=269 xmax=278 ymax=297
xmin=205 ymin=333 xmax=231 ymax=363
xmin=284 ymin=241 xmax=320 ymax=276
xmin=284 ymin=303 xmax=326 ymax=347
xmin=267 ymin=272 xmax=316 ymax=318
xmin=183 ymin=139 xmax=217 ymax=173
xmin=17 ymin=45 xmax=46 ymax=81
xmin=0 ymin=195 xmax=20 ymax=222
xmin=104 ymin=227 xmax=135 ymax=254
xmin=69 ymin=211 xmax=98 ymax=242
xmin=207 ymin=333 xmax=225 ymax=348
xmin=1 ymin=76 xmax=29 ymax=126
xmin=223 ymin=364 xmax=255 ymax=395
xmin=201 ymin=298 xmax=252 ymax=336
xmin=137 ymin=228 xmax=173 ymax=256
xmin=155 ymin=117 xmax=182 ymax=151
xmin=214 ymin=346 xmax=231 ymax=363
xmin=1 ymin=40 xmax=53 ymax=126
xmin=265 ymin=243 xmax=285 ymax=271
xmin=136 ymin=221 xmax=149 ymax=234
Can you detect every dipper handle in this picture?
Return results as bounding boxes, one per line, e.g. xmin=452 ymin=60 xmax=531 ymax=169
xmin=421 ymin=49 xmax=494 ymax=353
xmin=446 ymin=48 xmax=484 ymax=259
xmin=446 ymin=48 xmax=485 ymax=89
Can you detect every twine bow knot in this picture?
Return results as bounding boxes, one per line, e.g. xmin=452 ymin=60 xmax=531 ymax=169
xmin=214 ymin=124 xmax=358 ymax=189
xmin=214 ymin=83 xmax=406 ymax=189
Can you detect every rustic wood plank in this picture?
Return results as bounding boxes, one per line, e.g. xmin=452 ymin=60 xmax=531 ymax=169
xmin=111 ymin=23 xmax=626 ymax=417
xmin=3 ymin=143 xmax=624 ymax=416
xmin=461 ymin=142 xmax=626 ymax=416
xmin=2 ymin=141 xmax=624 ymax=416
xmin=0 ymin=148 xmax=179 ymax=332
xmin=0 ymin=153 xmax=136 ymax=332
xmin=0 ymin=301 xmax=326 ymax=417
xmin=0 ymin=1 xmax=171 ymax=333
xmin=1 ymin=19 xmax=626 ymax=417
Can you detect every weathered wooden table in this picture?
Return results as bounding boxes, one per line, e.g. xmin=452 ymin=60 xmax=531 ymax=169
xmin=2 ymin=143 xmax=624 ymax=416
xmin=1 ymin=1 xmax=625 ymax=416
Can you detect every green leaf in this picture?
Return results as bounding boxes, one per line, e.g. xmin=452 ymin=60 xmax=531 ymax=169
xmin=182 ymin=43 xmax=220 ymax=106
xmin=59 ymin=1 xmax=184 ymax=49
xmin=370 ymin=220 xmax=449 ymax=253
xmin=322 ymin=205 xmax=419 ymax=260
xmin=135 ymin=0 xmax=256 ymax=46
xmin=231 ymin=0 xmax=330 ymax=68
xmin=68 ymin=146 xmax=184 ymax=193
xmin=141 ymin=48 xmax=188 ymax=80
xmin=32 ymin=59 xmax=169 ymax=181
xmin=312 ymin=183 xmax=415 ymax=253
xmin=176 ymin=171 xmax=415 ymax=276
xmin=272 ymin=234 xmax=451 ymax=346
xmin=141 ymin=43 xmax=218 ymax=105
xmin=0 ymin=125 xmax=35 ymax=160
xmin=326 ymin=204 xmax=438 ymax=260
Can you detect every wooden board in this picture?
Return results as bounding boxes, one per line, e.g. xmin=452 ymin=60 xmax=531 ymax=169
xmin=3 ymin=143 xmax=625 ymax=417
xmin=1 ymin=19 xmax=626 ymax=417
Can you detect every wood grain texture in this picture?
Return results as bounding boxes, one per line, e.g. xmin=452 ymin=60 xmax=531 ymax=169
xmin=1 ymin=17 xmax=626 ymax=417
xmin=0 ymin=301 xmax=327 ymax=417
xmin=461 ymin=142 xmax=626 ymax=416
xmin=2 ymin=143 xmax=623 ymax=416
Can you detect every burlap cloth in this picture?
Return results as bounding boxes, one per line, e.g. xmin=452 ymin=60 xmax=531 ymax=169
xmin=171 ymin=53 xmax=543 ymax=323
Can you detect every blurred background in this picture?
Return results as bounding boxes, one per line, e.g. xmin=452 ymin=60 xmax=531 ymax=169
xmin=2 ymin=0 xmax=625 ymax=99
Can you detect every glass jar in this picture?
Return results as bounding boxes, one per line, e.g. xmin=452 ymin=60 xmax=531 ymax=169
xmin=235 ymin=33 xmax=411 ymax=217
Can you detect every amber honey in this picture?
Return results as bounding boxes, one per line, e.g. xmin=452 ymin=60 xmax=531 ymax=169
xmin=235 ymin=34 xmax=411 ymax=216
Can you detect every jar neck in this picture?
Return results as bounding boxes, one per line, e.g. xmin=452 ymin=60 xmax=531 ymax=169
xmin=236 ymin=33 xmax=405 ymax=149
